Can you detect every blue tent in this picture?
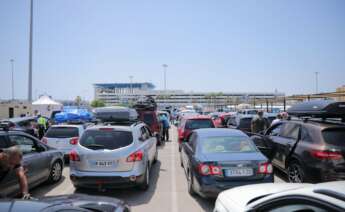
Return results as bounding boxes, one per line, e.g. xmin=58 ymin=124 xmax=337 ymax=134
xmin=54 ymin=107 xmax=93 ymax=123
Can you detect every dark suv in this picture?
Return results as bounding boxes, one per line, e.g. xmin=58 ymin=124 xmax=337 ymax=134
xmin=252 ymin=119 xmax=345 ymax=183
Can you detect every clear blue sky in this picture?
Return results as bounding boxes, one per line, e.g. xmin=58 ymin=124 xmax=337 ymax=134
xmin=1 ymin=0 xmax=345 ymax=101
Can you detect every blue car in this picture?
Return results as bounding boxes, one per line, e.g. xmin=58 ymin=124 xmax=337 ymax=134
xmin=180 ymin=128 xmax=273 ymax=198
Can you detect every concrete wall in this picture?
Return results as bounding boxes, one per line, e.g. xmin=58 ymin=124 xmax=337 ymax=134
xmin=0 ymin=101 xmax=33 ymax=119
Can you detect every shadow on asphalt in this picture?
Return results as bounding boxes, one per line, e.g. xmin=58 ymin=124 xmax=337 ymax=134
xmin=193 ymin=195 xmax=215 ymax=212
xmin=30 ymin=175 xmax=67 ymax=197
xmin=74 ymin=161 xmax=162 ymax=207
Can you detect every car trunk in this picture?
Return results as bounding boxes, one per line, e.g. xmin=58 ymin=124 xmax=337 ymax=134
xmin=45 ymin=127 xmax=79 ymax=150
xmin=202 ymin=152 xmax=269 ymax=181
xmin=322 ymin=128 xmax=345 ymax=172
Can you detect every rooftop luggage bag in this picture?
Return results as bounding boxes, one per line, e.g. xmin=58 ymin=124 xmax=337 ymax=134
xmin=133 ymin=96 xmax=157 ymax=111
xmin=93 ymin=106 xmax=138 ymax=122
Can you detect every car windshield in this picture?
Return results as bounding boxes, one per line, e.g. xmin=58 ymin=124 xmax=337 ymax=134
xmin=201 ymin=136 xmax=257 ymax=153
xmin=80 ymin=130 xmax=133 ymax=150
xmin=322 ymin=129 xmax=345 ymax=147
xmin=185 ymin=119 xmax=214 ymax=130
xmin=45 ymin=127 xmax=79 ymax=138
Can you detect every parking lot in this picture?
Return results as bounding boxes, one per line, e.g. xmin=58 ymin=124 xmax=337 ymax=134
xmin=31 ymin=126 xmax=287 ymax=212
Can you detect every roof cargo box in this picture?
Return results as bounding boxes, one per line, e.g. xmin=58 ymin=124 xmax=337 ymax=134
xmin=287 ymin=100 xmax=345 ymax=119
xmin=93 ymin=106 xmax=138 ymax=122
xmin=133 ymin=96 xmax=157 ymax=111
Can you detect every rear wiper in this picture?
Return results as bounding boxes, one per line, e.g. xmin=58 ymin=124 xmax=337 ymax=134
xmin=84 ymin=144 xmax=105 ymax=149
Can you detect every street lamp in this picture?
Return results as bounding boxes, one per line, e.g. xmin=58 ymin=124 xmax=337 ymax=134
xmin=162 ymin=64 xmax=168 ymax=93
xmin=10 ymin=59 xmax=15 ymax=100
xmin=315 ymin=72 xmax=319 ymax=94
xmin=28 ymin=0 xmax=34 ymax=102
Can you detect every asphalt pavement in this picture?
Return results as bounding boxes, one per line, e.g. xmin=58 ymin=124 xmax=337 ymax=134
xmin=31 ymin=126 xmax=287 ymax=212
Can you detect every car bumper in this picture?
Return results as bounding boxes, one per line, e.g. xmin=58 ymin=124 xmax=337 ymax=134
xmin=194 ymin=175 xmax=274 ymax=198
xmin=70 ymin=168 xmax=146 ymax=189
xmin=304 ymin=164 xmax=345 ymax=182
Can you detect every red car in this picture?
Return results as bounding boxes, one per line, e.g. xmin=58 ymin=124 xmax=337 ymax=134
xmin=137 ymin=110 xmax=162 ymax=144
xmin=177 ymin=115 xmax=215 ymax=151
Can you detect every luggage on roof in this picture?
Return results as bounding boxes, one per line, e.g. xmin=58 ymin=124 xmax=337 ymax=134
xmin=93 ymin=106 xmax=138 ymax=122
xmin=133 ymin=96 xmax=157 ymax=111
xmin=287 ymin=100 xmax=345 ymax=119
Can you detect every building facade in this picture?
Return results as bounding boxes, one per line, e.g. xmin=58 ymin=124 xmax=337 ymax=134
xmin=94 ymin=83 xmax=285 ymax=109
xmin=0 ymin=100 xmax=32 ymax=119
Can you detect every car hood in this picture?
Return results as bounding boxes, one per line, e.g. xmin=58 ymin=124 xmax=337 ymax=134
xmin=218 ymin=183 xmax=310 ymax=210
xmin=200 ymin=152 xmax=267 ymax=162
xmin=39 ymin=194 xmax=128 ymax=211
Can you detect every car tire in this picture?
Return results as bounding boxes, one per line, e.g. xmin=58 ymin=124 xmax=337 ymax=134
xmin=48 ymin=161 xmax=63 ymax=183
xmin=153 ymin=149 xmax=158 ymax=164
xmin=139 ymin=165 xmax=150 ymax=191
xmin=187 ymin=169 xmax=196 ymax=196
xmin=288 ymin=161 xmax=305 ymax=183
xmin=180 ymin=153 xmax=183 ymax=167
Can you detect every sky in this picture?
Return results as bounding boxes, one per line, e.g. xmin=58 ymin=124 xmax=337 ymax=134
xmin=0 ymin=0 xmax=345 ymax=101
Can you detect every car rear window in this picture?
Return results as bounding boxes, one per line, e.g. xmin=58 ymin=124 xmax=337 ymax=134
xmin=143 ymin=113 xmax=155 ymax=125
xmin=185 ymin=119 xmax=215 ymax=130
xmin=80 ymin=130 xmax=133 ymax=150
xmin=238 ymin=118 xmax=252 ymax=129
xmin=322 ymin=128 xmax=345 ymax=147
xmin=45 ymin=127 xmax=79 ymax=138
xmin=201 ymin=136 xmax=257 ymax=153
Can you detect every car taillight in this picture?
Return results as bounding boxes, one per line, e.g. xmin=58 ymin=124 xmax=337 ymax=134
xmin=69 ymin=137 xmax=79 ymax=145
xmin=41 ymin=137 xmax=48 ymax=144
xmin=311 ymin=150 xmax=343 ymax=160
xmin=198 ymin=164 xmax=222 ymax=176
xmin=69 ymin=150 xmax=80 ymax=161
xmin=258 ymin=162 xmax=273 ymax=174
xmin=127 ymin=150 xmax=144 ymax=162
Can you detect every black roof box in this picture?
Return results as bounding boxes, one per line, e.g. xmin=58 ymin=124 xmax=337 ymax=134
xmin=287 ymin=100 xmax=345 ymax=119
xmin=93 ymin=106 xmax=138 ymax=122
xmin=133 ymin=96 xmax=157 ymax=111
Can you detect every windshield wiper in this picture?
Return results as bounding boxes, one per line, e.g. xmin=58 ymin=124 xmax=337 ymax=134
xmin=84 ymin=144 xmax=105 ymax=149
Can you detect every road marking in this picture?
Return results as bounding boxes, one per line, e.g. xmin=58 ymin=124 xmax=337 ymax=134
xmin=171 ymin=132 xmax=178 ymax=212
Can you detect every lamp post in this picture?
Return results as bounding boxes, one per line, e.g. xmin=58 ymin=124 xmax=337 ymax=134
xmin=162 ymin=64 xmax=168 ymax=93
xmin=28 ymin=0 xmax=34 ymax=102
xmin=10 ymin=59 xmax=15 ymax=100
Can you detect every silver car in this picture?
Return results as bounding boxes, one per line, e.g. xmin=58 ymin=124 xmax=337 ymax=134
xmin=69 ymin=122 xmax=158 ymax=190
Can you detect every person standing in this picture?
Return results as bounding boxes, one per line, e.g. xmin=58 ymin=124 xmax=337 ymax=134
xmin=271 ymin=113 xmax=283 ymax=126
xmin=160 ymin=114 xmax=170 ymax=141
xmin=0 ymin=146 xmax=30 ymax=199
xmin=37 ymin=114 xmax=47 ymax=139
xmin=251 ymin=110 xmax=269 ymax=133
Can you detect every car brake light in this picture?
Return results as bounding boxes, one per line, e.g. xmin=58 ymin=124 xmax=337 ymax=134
xmin=41 ymin=137 xmax=48 ymax=144
xmin=311 ymin=150 xmax=343 ymax=160
xmin=198 ymin=164 xmax=222 ymax=176
xmin=127 ymin=150 xmax=144 ymax=162
xmin=69 ymin=150 xmax=80 ymax=161
xmin=258 ymin=162 xmax=273 ymax=174
xmin=69 ymin=137 xmax=79 ymax=145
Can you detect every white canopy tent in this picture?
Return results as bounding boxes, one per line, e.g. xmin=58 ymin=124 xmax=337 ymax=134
xmin=32 ymin=95 xmax=63 ymax=118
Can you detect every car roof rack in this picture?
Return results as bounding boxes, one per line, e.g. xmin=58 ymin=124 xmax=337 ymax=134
xmin=101 ymin=120 xmax=141 ymax=126
xmin=288 ymin=100 xmax=345 ymax=121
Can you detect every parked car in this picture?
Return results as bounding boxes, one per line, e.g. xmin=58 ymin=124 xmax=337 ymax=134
xmin=0 ymin=194 xmax=130 ymax=212
xmin=137 ymin=110 xmax=162 ymax=145
xmin=177 ymin=115 xmax=215 ymax=151
xmin=69 ymin=122 xmax=158 ymax=190
xmin=42 ymin=124 xmax=85 ymax=161
xmin=210 ymin=113 xmax=223 ymax=128
xmin=180 ymin=128 xmax=273 ymax=199
xmin=0 ymin=129 xmax=64 ymax=197
xmin=0 ymin=117 xmax=38 ymax=137
xmin=214 ymin=181 xmax=345 ymax=212
xmin=227 ymin=114 xmax=254 ymax=133
xmin=251 ymin=100 xmax=345 ymax=183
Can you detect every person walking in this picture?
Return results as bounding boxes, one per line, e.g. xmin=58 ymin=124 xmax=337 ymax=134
xmin=251 ymin=110 xmax=269 ymax=134
xmin=159 ymin=114 xmax=170 ymax=142
xmin=37 ymin=114 xmax=47 ymax=139
xmin=0 ymin=146 xmax=30 ymax=199
xmin=271 ymin=113 xmax=283 ymax=126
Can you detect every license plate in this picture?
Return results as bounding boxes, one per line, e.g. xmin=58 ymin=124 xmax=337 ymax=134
xmin=225 ymin=168 xmax=253 ymax=177
xmin=95 ymin=161 xmax=113 ymax=167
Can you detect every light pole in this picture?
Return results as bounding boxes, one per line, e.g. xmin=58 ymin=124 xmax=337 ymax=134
xmin=28 ymin=0 xmax=34 ymax=102
xmin=10 ymin=59 xmax=15 ymax=100
xmin=162 ymin=64 xmax=168 ymax=93
xmin=129 ymin=76 xmax=133 ymax=94
xmin=315 ymin=72 xmax=319 ymax=94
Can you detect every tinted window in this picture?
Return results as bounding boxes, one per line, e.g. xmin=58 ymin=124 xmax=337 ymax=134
xmin=201 ymin=136 xmax=257 ymax=153
xmin=45 ymin=127 xmax=79 ymax=138
xmin=0 ymin=136 xmax=8 ymax=149
xmin=238 ymin=118 xmax=252 ymax=129
xmin=80 ymin=130 xmax=133 ymax=150
xmin=9 ymin=135 xmax=36 ymax=154
xmin=281 ymin=123 xmax=300 ymax=139
xmin=143 ymin=114 xmax=154 ymax=125
xmin=185 ymin=119 xmax=214 ymax=130
xmin=269 ymin=124 xmax=283 ymax=136
xmin=301 ymin=127 xmax=312 ymax=142
xmin=322 ymin=128 xmax=345 ymax=146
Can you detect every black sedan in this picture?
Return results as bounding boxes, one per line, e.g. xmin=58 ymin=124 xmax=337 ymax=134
xmin=0 ymin=130 xmax=64 ymax=197
xmin=180 ymin=128 xmax=273 ymax=199
xmin=0 ymin=194 xmax=130 ymax=212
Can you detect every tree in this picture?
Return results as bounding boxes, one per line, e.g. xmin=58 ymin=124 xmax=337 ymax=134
xmin=75 ymin=96 xmax=82 ymax=106
xmin=90 ymin=99 xmax=105 ymax=108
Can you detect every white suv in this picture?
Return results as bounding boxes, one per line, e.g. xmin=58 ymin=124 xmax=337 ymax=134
xmin=69 ymin=121 xmax=158 ymax=190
